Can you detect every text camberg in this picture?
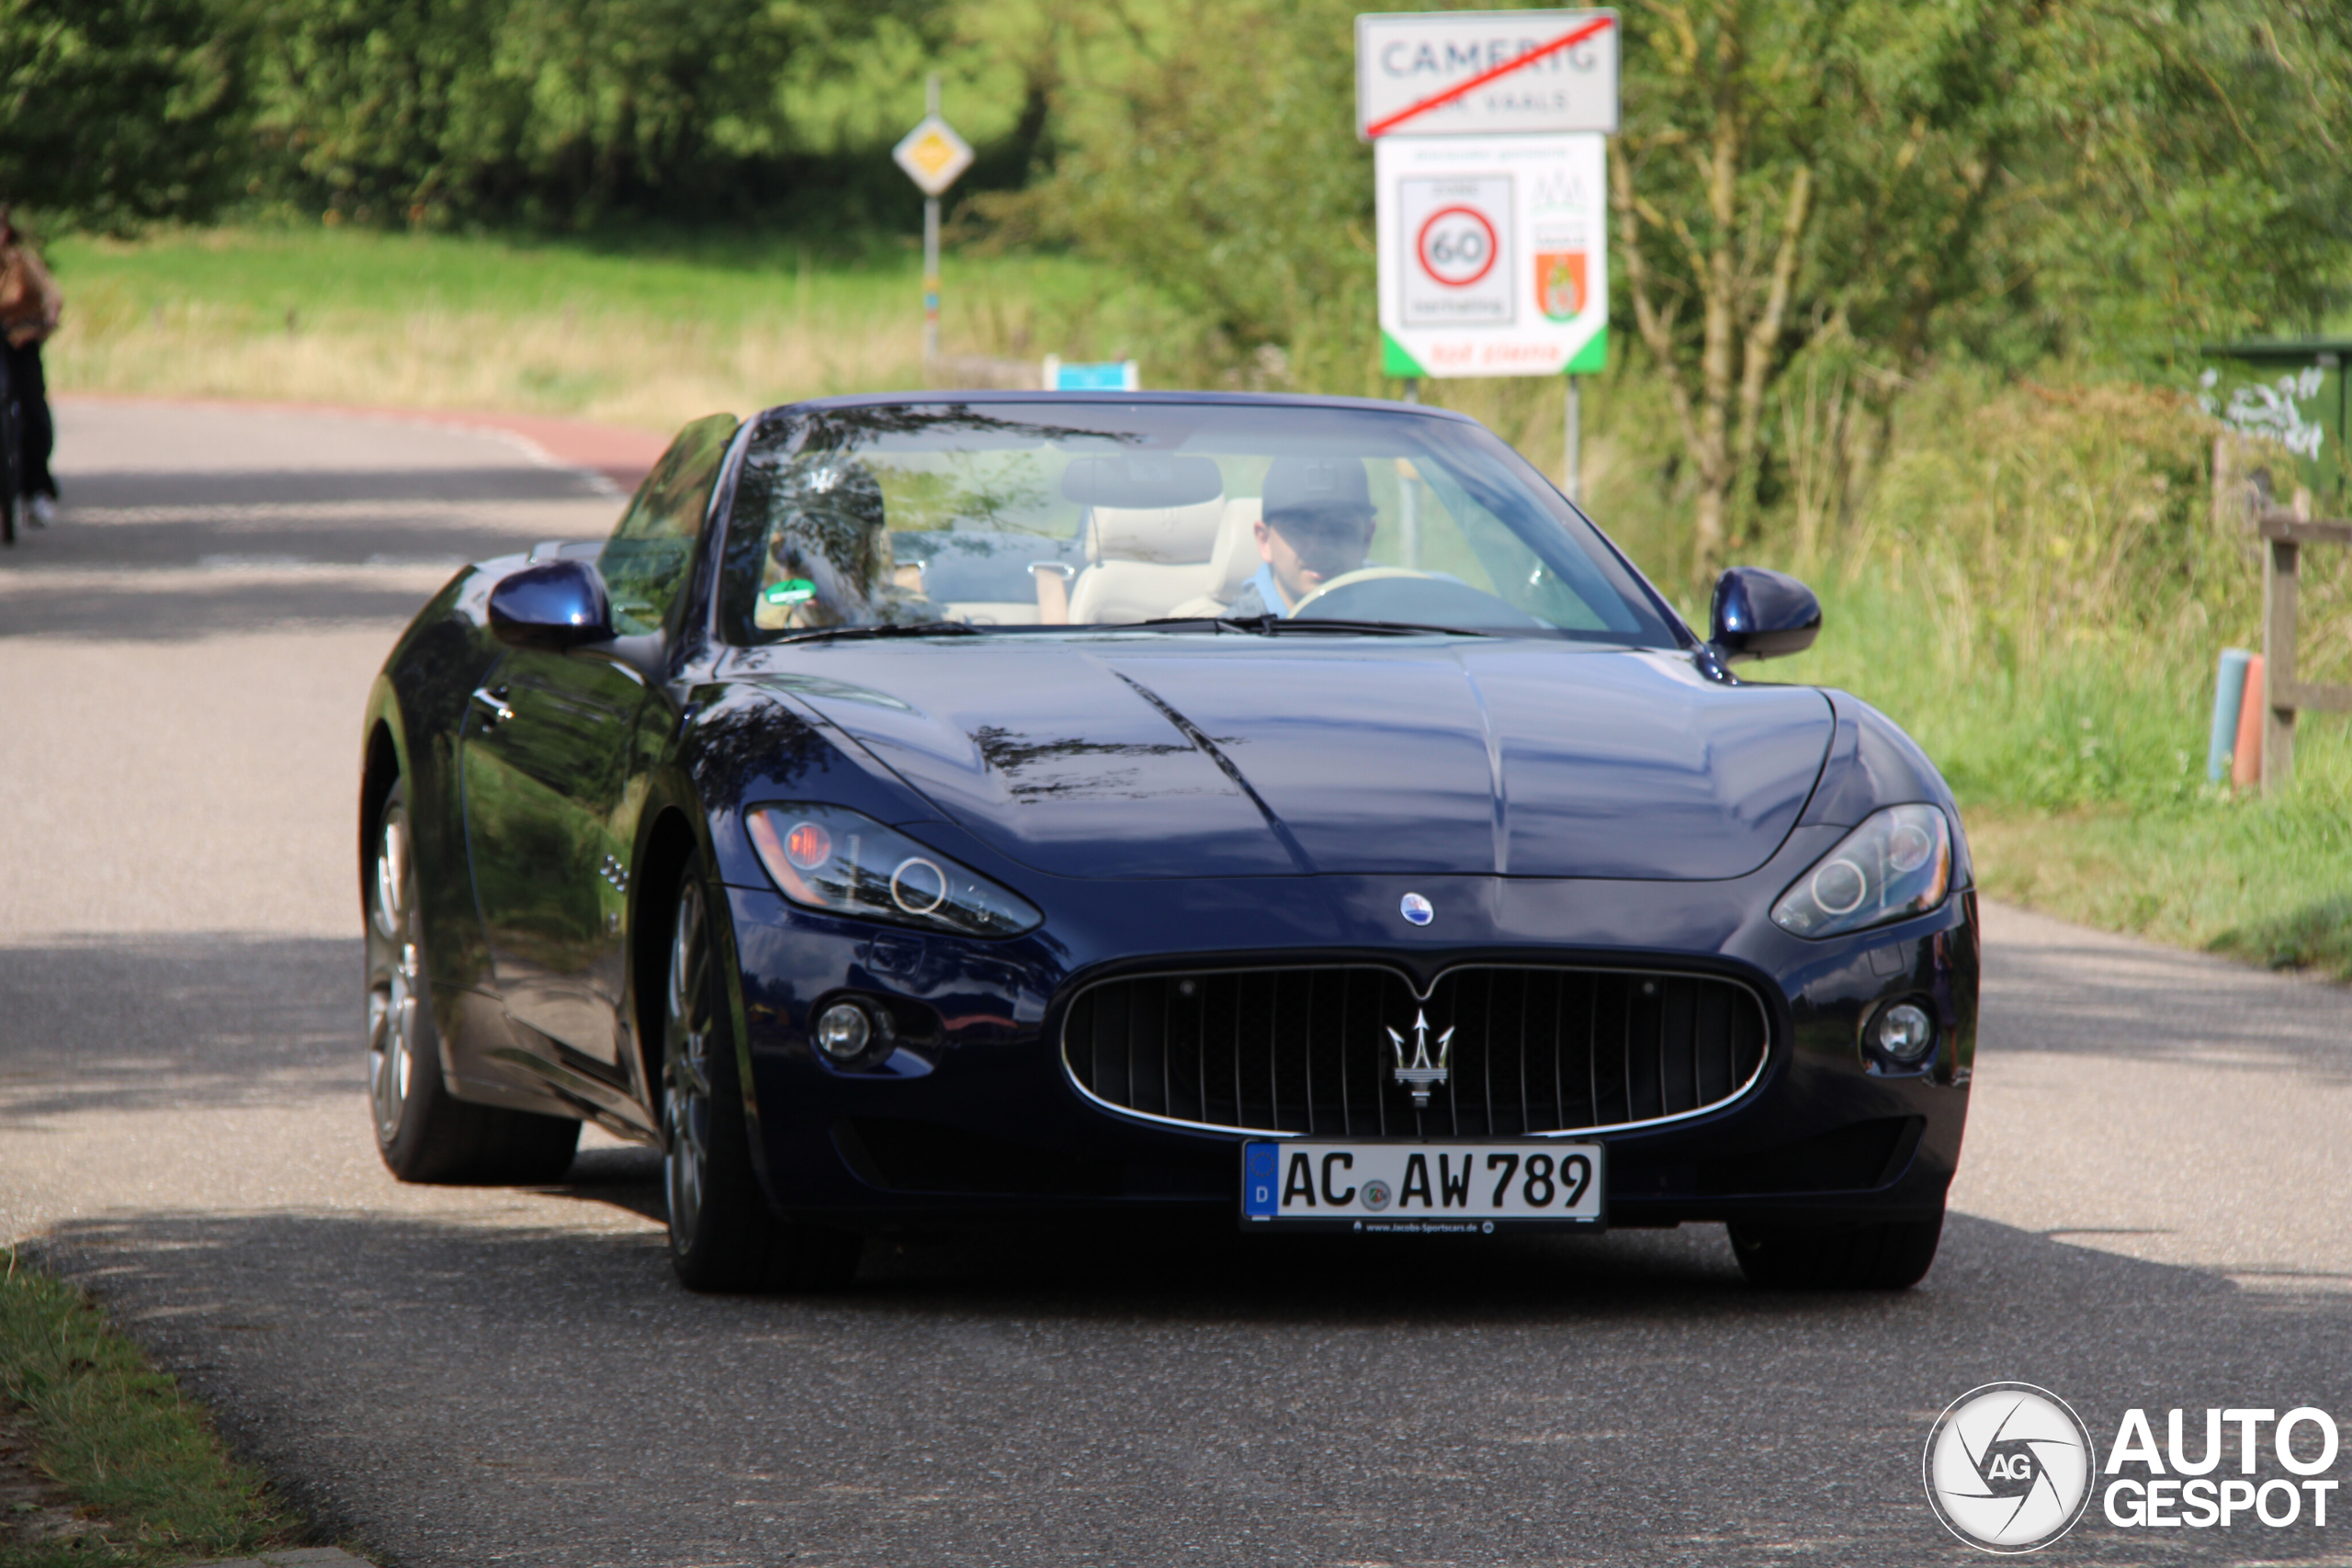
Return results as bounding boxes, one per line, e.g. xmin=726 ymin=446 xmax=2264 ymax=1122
xmin=2101 ymin=1408 xmax=2342 ymax=1529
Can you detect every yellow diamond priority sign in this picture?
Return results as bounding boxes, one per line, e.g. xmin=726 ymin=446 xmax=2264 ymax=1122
xmin=893 ymin=114 xmax=975 ymax=197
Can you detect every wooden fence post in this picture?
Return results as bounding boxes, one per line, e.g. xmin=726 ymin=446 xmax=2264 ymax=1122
xmin=2251 ymin=489 xmax=2352 ymax=796
xmin=2263 ymin=533 xmax=2298 ymax=794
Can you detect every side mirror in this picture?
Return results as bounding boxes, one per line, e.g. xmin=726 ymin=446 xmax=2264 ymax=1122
xmin=488 ymin=559 xmax=614 ymax=649
xmin=1710 ymin=566 xmax=1821 ymax=661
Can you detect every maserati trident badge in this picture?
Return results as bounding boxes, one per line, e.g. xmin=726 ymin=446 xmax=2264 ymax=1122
xmin=1399 ymin=892 xmax=1433 ymax=926
xmin=1386 ymin=1010 xmax=1454 ymax=1108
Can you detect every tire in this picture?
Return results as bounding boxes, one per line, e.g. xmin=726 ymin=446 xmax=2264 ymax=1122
xmin=662 ymin=863 xmax=860 ymax=1293
xmin=1728 ymin=1209 xmax=1943 ymax=1291
xmin=368 ymin=778 xmax=582 ymax=1184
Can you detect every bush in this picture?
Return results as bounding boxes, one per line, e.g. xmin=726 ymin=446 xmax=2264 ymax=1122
xmin=236 ymin=0 xmax=957 ymax=228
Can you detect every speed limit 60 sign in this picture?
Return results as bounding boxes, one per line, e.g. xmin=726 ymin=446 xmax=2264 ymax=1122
xmin=1399 ymin=177 xmax=1513 ymax=324
xmin=1376 ymin=133 xmax=1607 ymax=378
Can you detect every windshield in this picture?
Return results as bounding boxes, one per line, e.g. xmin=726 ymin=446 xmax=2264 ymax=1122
xmin=717 ymin=400 xmax=1679 ymax=646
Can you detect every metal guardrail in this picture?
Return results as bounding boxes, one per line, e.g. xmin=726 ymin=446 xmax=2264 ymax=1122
xmin=2253 ymin=499 xmax=2352 ymax=793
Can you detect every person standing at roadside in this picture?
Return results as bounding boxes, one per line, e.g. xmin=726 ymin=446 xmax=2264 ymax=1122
xmin=0 ymin=206 xmax=63 ymax=528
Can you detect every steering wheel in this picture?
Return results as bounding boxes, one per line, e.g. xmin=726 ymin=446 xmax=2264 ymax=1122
xmin=1288 ymin=567 xmax=1435 ymax=616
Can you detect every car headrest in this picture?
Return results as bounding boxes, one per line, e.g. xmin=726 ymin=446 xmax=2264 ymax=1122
xmin=1085 ymin=498 xmax=1227 ymax=565
xmin=1209 ymin=498 xmax=1262 ymax=598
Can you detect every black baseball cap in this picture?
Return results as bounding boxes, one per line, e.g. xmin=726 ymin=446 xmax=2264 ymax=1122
xmin=1261 ymin=457 xmax=1373 ymax=524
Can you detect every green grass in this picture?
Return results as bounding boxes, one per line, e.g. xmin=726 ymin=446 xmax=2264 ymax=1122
xmin=1966 ymin=807 xmax=2352 ymax=977
xmin=44 ymin=224 xmax=1196 ymax=430
xmin=0 ymin=1249 xmax=307 ymax=1568
xmin=63 ymin=224 xmax=926 ymax=328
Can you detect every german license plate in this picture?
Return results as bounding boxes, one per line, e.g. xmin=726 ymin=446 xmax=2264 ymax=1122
xmin=1240 ymin=1141 xmax=1604 ymax=1232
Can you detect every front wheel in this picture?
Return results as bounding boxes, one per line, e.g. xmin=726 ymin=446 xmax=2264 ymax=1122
xmin=662 ymin=864 xmax=859 ymax=1293
xmin=1727 ymin=1210 xmax=1943 ymax=1290
xmin=367 ymin=778 xmax=580 ymax=1183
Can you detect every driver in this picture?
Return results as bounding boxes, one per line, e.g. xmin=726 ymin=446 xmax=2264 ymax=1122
xmin=1225 ymin=457 xmax=1377 ymax=619
xmin=752 ymin=456 xmax=932 ymax=632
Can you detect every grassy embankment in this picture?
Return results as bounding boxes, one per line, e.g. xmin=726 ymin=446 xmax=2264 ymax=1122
xmin=41 ymin=225 xmax=2352 ymax=976
xmin=43 ymin=224 xmax=1193 ymax=430
xmin=0 ymin=1249 xmax=307 ymax=1568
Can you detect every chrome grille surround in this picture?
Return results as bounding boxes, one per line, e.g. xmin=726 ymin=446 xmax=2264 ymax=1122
xmin=1060 ymin=963 xmax=1772 ymax=1139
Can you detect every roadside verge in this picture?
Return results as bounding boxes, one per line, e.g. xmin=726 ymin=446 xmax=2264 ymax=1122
xmin=0 ymin=1247 xmax=336 ymax=1568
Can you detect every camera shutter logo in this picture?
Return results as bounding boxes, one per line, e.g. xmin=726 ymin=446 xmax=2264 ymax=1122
xmin=1923 ymin=1382 xmax=2096 ymax=1552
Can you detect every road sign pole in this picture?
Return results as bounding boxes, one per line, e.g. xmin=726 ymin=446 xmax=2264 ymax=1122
xmin=1565 ymin=374 xmax=1581 ymax=503
xmin=894 ymin=75 xmax=973 ymax=380
xmin=922 ymin=196 xmax=941 ymax=371
xmin=922 ymin=74 xmax=942 ymax=374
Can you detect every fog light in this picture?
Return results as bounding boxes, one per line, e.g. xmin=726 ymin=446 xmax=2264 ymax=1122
xmin=814 ymin=1001 xmax=873 ymax=1063
xmin=1869 ymin=1000 xmax=1937 ymax=1066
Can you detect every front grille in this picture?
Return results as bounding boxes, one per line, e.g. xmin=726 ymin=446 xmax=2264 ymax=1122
xmin=1062 ymin=964 xmax=1769 ymax=1137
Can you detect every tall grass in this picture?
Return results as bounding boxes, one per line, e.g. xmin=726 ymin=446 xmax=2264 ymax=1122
xmin=1767 ymin=370 xmax=2352 ymax=801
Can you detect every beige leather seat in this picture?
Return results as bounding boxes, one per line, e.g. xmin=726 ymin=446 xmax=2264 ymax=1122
xmin=1162 ymin=499 xmax=1264 ymax=619
xmin=1065 ymin=498 xmax=1227 ymax=624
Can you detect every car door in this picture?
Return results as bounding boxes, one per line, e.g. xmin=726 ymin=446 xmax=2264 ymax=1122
xmin=460 ymin=414 xmax=738 ymax=1070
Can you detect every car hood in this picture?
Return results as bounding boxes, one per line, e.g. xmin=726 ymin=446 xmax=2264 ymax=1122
xmin=731 ymin=638 xmax=1834 ymax=881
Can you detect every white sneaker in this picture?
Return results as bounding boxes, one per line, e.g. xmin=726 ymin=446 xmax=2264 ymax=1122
xmin=27 ymin=494 xmax=53 ymax=527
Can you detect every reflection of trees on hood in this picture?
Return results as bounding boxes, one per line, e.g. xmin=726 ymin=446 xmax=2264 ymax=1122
xmin=685 ymin=693 xmax=849 ymax=796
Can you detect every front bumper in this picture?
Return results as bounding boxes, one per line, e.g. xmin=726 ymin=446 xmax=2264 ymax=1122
xmin=720 ymin=828 xmax=1979 ymax=1234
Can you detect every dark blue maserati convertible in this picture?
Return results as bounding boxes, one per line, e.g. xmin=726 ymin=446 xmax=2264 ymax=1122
xmin=359 ymin=392 xmax=1977 ymax=1292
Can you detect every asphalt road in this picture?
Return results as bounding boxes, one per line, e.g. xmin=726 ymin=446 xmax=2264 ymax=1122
xmin=5 ymin=400 xmax=2351 ymax=1567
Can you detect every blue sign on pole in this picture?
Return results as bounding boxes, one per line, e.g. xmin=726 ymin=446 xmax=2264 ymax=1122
xmin=1043 ymin=355 xmax=1139 ymax=391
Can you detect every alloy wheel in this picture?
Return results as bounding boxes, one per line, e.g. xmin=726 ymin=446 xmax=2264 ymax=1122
xmin=368 ymin=806 xmax=420 ymax=1144
xmin=663 ymin=878 xmax=716 ymax=1251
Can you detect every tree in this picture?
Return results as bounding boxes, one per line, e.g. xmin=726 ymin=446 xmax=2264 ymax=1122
xmin=240 ymin=0 xmax=953 ymax=226
xmin=1611 ymin=0 xmax=2352 ymax=581
xmin=0 ymin=0 xmax=250 ymax=230
xmin=982 ymin=0 xmax=1380 ymax=381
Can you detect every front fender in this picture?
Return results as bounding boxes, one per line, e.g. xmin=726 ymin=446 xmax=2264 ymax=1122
xmin=1803 ymin=690 xmax=1973 ymax=889
xmin=366 ymin=565 xmax=511 ymax=999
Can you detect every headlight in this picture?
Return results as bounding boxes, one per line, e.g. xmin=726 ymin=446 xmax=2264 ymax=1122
xmin=1770 ymin=804 xmax=1951 ymax=939
xmin=746 ymin=804 xmax=1042 ymax=938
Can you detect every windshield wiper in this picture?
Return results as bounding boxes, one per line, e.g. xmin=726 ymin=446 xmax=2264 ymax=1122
xmin=1126 ymin=615 xmax=1262 ymax=633
xmin=775 ymin=620 xmax=983 ymax=645
xmin=1130 ymin=615 xmax=1487 ymax=637
xmin=1266 ymin=616 xmax=1493 ymax=637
